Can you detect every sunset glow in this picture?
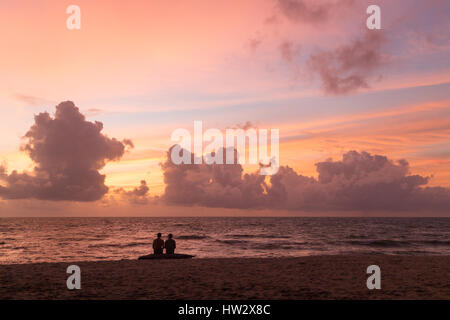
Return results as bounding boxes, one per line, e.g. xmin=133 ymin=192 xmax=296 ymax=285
xmin=1 ymin=0 xmax=449 ymax=216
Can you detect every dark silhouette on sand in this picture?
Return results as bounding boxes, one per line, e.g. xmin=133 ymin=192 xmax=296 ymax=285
xmin=140 ymin=233 xmax=192 ymax=259
xmin=152 ymin=233 xmax=164 ymax=255
xmin=165 ymin=234 xmax=176 ymax=254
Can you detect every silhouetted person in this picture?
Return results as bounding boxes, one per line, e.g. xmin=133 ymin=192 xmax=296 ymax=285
xmin=153 ymin=233 xmax=164 ymax=255
xmin=165 ymin=234 xmax=176 ymax=254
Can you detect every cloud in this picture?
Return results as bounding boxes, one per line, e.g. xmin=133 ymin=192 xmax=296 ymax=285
xmin=276 ymin=0 xmax=354 ymax=25
xmin=407 ymin=31 xmax=450 ymax=55
xmin=279 ymin=41 xmax=295 ymax=63
xmin=0 ymin=101 xmax=132 ymax=201
xmin=248 ymin=36 xmax=264 ymax=52
xmin=161 ymin=148 xmax=450 ymax=212
xmin=233 ymin=121 xmax=256 ymax=130
xmin=307 ymin=31 xmax=387 ymax=94
xmin=85 ymin=108 xmax=104 ymax=117
xmin=162 ymin=146 xmax=267 ymax=208
xmin=269 ymin=151 xmax=450 ymax=211
xmin=114 ymin=180 xmax=150 ymax=205
xmin=13 ymin=93 xmax=53 ymax=106
xmin=249 ymin=1 xmax=387 ymax=95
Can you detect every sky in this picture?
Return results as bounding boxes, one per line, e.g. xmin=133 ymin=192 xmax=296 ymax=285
xmin=0 ymin=0 xmax=450 ymax=216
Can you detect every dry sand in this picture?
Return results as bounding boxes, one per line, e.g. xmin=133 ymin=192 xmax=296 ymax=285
xmin=0 ymin=255 xmax=449 ymax=299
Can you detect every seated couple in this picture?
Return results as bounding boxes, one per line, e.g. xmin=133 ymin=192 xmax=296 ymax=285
xmin=152 ymin=233 xmax=176 ymax=255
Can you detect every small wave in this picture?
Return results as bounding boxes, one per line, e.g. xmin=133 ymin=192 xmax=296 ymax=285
xmin=392 ymin=250 xmax=434 ymax=255
xmin=11 ymin=246 xmax=27 ymax=250
xmin=251 ymin=241 xmax=309 ymax=250
xmin=228 ymin=234 xmax=291 ymax=239
xmin=177 ymin=235 xmax=209 ymax=240
xmin=216 ymin=239 xmax=247 ymax=245
xmin=56 ymin=237 xmax=104 ymax=242
xmin=347 ymin=234 xmax=368 ymax=239
xmin=88 ymin=242 xmax=152 ymax=249
xmin=228 ymin=234 xmax=256 ymax=239
xmin=253 ymin=243 xmax=294 ymax=250
xmin=345 ymin=240 xmax=410 ymax=248
xmin=345 ymin=239 xmax=450 ymax=248
xmin=419 ymin=240 xmax=450 ymax=246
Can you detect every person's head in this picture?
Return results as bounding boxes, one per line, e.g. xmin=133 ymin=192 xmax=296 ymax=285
xmin=168 ymin=234 xmax=173 ymax=239
xmin=157 ymin=233 xmax=162 ymax=238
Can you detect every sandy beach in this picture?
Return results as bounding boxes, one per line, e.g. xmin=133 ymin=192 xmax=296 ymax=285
xmin=0 ymin=255 xmax=449 ymax=299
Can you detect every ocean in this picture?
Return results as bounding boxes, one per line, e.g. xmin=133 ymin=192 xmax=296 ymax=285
xmin=0 ymin=217 xmax=449 ymax=264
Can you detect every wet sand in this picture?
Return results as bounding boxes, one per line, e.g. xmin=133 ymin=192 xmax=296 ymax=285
xmin=0 ymin=255 xmax=449 ymax=299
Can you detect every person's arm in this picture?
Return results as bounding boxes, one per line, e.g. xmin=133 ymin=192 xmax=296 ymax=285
xmin=174 ymin=240 xmax=176 ymax=249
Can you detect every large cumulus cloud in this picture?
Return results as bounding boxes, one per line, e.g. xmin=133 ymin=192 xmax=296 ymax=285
xmin=162 ymin=148 xmax=450 ymax=212
xmin=162 ymin=146 xmax=267 ymax=208
xmin=269 ymin=151 xmax=450 ymax=211
xmin=0 ymin=101 xmax=132 ymax=201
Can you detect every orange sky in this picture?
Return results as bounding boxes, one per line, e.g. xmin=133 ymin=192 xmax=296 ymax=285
xmin=1 ymin=0 xmax=450 ymax=216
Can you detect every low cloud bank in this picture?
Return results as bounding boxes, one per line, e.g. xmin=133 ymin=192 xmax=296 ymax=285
xmin=162 ymin=148 xmax=450 ymax=212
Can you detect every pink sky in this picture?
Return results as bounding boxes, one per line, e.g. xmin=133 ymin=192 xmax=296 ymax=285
xmin=0 ymin=0 xmax=449 ymax=216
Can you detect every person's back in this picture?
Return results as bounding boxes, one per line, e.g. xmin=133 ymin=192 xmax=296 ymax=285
xmin=153 ymin=233 xmax=164 ymax=254
xmin=165 ymin=234 xmax=176 ymax=254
